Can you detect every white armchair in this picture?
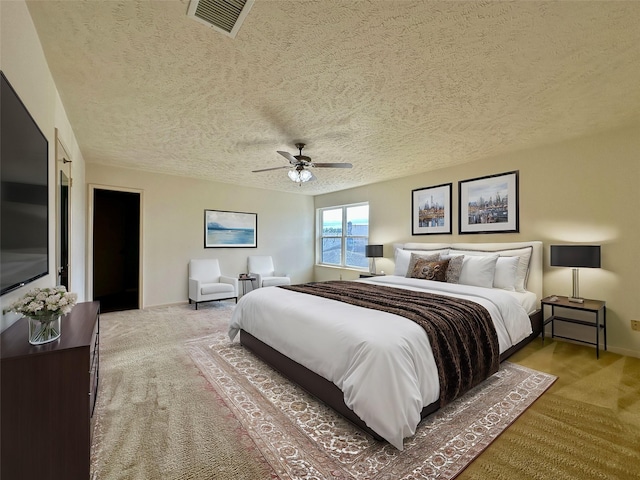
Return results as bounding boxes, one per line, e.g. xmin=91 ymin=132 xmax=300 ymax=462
xmin=248 ymin=255 xmax=291 ymax=288
xmin=188 ymin=259 xmax=238 ymax=309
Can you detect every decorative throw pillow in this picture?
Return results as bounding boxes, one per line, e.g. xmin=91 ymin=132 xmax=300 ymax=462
xmin=394 ymin=248 xmax=449 ymax=276
xmin=410 ymin=259 xmax=450 ymax=282
xmin=441 ymin=254 xmax=464 ymax=283
xmin=405 ymin=252 xmax=441 ymax=278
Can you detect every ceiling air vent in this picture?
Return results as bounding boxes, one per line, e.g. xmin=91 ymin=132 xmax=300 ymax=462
xmin=187 ymin=0 xmax=255 ymax=38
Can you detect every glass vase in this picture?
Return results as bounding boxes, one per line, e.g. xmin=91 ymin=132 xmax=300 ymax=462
xmin=28 ymin=314 xmax=61 ymax=345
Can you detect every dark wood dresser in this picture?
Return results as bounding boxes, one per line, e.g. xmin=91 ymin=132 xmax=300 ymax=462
xmin=1 ymin=301 xmax=100 ymax=480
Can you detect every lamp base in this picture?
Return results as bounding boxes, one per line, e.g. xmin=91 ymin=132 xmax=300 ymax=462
xmin=569 ymin=269 xmax=584 ymax=304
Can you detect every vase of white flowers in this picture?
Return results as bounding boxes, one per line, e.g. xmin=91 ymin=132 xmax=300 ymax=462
xmin=11 ymin=286 xmax=78 ymax=345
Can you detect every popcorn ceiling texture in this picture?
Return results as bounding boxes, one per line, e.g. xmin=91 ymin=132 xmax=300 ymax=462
xmin=26 ymin=1 xmax=640 ymax=195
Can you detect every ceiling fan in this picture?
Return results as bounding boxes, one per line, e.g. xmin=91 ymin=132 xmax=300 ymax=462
xmin=252 ymin=143 xmax=352 ymax=183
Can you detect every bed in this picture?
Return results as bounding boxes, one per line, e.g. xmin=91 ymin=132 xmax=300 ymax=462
xmin=228 ymin=241 xmax=543 ymax=450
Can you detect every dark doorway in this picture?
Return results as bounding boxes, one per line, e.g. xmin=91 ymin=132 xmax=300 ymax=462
xmin=93 ymin=189 xmax=140 ymax=312
xmin=58 ymin=170 xmax=70 ymax=289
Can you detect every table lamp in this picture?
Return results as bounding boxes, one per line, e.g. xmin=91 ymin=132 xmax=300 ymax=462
xmin=550 ymin=245 xmax=601 ymax=303
xmin=365 ymin=244 xmax=383 ymax=275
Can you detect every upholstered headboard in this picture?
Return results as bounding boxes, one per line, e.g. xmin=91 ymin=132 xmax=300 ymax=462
xmin=394 ymin=241 xmax=543 ymax=301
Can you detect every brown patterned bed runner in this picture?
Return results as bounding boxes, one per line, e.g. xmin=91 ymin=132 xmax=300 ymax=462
xmin=280 ymin=281 xmax=499 ymax=407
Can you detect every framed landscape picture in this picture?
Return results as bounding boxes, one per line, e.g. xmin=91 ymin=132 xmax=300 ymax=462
xmin=458 ymin=171 xmax=519 ymax=234
xmin=411 ymin=183 xmax=452 ymax=235
xmin=204 ymin=210 xmax=257 ymax=248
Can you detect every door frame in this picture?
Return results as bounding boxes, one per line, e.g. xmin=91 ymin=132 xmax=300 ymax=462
xmin=87 ymin=184 xmax=144 ymax=308
xmin=55 ymin=129 xmax=72 ymax=290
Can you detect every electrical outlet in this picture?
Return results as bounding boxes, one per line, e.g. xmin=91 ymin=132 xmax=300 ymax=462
xmin=632 ymin=320 xmax=640 ymax=332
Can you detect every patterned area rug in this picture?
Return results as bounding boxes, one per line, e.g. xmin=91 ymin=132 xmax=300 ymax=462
xmin=187 ymin=332 xmax=557 ymax=480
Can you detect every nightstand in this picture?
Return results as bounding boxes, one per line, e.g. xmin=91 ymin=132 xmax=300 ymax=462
xmin=359 ymin=273 xmax=386 ymax=278
xmin=541 ymin=295 xmax=606 ymax=358
xmin=238 ymin=276 xmax=256 ymax=296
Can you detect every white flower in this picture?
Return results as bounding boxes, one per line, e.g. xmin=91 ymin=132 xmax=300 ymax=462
xmin=27 ymin=301 xmax=43 ymax=313
xmin=10 ymin=286 xmax=77 ymax=318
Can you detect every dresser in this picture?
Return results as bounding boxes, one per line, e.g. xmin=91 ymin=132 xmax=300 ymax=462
xmin=1 ymin=301 xmax=100 ymax=479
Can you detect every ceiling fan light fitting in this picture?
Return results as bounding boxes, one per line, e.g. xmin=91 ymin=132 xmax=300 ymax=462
xmin=288 ymin=168 xmax=313 ymax=183
xmin=266 ymin=143 xmax=351 ymax=183
xmin=300 ymin=169 xmax=313 ymax=182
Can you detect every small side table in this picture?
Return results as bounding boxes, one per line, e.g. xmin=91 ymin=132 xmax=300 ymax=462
xmin=238 ymin=276 xmax=256 ymax=296
xmin=541 ymin=295 xmax=606 ymax=358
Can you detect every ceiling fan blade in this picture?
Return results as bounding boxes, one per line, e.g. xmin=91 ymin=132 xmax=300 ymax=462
xmin=311 ymin=162 xmax=352 ymax=168
xmin=277 ymin=150 xmax=299 ymax=165
xmin=252 ymin=166 xmax=290 ymax=173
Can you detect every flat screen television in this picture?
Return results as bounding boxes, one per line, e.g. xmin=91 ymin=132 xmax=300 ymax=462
xmin=1 ymin=71 xmax=49 ymax=295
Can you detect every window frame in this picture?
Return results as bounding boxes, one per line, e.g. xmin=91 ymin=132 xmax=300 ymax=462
xmin=316 ymin=202 xmax=369 ymax=270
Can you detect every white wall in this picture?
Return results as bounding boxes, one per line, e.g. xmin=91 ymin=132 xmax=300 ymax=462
xmin=315 ymin=124 xmax=640 ymax=357
xmin=1 ymin=0 xmax=87 ymax=331
xmin=86 ymin=164 xmax=315 ymax=307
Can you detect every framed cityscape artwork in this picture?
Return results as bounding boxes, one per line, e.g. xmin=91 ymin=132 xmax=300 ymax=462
xmin=458 ymin=171 xmax=519 ymax=234
xmin=411 ymin=183 xmax=452 ymax=235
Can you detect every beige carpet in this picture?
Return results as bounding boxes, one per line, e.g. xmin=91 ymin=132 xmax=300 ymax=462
xmin=91 ymin=303 xmax=273 ymax=479
xmin=91 ymin=303 xmax=555 ymax=479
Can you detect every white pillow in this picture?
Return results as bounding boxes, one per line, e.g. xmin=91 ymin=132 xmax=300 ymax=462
xmin=493 ymin=256 xmax=519 ymax=291
xmin=506 ymin=247 xmax=533 ymax=292
xmin=449 ymin=246 xmax=532 ymax=292
xmin=458 ymin=254 xmax=499 ymax=288
xmin=393 ymin=248 xmax=449 ymax=276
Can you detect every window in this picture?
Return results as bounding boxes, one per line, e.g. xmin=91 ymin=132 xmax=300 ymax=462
xmin=318 ymin=203 xmax=369 ymax=269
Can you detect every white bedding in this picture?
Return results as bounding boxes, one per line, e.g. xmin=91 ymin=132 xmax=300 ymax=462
xmin=228 ymin=275 xmax=533 ymax=450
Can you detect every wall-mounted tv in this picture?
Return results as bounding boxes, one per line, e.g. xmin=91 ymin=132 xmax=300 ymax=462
xmin=1 ymin=71 xmax=49 ymax=295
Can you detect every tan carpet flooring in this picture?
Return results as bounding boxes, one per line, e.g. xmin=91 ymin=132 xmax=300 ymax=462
xmin=91 ymin=302 xmax=639 ymax=480
xmin=458 ymin=339 xmax=640 ymax=480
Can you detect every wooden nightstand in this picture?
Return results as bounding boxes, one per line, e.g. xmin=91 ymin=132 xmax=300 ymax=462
xmin=541 ymin=295 xmax=606 ymax=358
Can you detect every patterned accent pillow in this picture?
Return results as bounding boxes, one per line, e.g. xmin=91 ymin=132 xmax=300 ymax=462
xmin=405 ymin=252 xmax=440 ymax=278
xmin=443 ymin=255 xmax=464 ymax=283
xmin=410 ymin=259 xmax=450 ymax=282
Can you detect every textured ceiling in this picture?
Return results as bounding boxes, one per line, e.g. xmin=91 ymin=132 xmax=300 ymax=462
xmin=26 ymin=0 xmax=640 ymax=196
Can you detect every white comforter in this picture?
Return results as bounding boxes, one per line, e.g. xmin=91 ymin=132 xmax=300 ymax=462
xmin=228 ymin=275 xmax=532 ymax=450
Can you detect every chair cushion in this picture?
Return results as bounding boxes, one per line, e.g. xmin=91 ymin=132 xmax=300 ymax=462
xmin=190 ymin=259 xmax=222 ymax=282
xmin=262 ymin=276 xmax=291 ymax=287
xmin=201 ymin=283 xmax=235 ymax=295
xmin=248 ymin=256 xmax=275 ymax=276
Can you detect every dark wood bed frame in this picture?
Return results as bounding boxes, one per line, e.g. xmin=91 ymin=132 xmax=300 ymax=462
xmin=239 ymin=309 xmax=543 ymax=441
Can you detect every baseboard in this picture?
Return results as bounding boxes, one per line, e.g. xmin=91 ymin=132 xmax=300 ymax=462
xmin=606 ymin=345 xmax=640 ymax=359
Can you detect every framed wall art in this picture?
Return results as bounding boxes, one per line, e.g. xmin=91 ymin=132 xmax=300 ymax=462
xmin=458 ymin=171 xmax=519 ymax=234
xmin=411 ymin=183 xmax=452 ymax=235
xmin=204 ymin=209 xmax=257 ymax=248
